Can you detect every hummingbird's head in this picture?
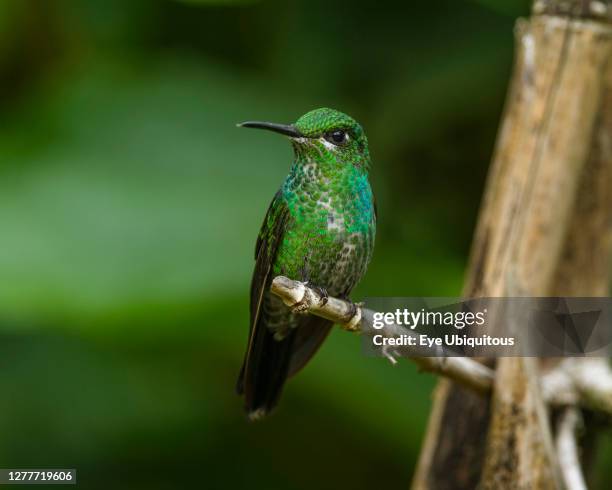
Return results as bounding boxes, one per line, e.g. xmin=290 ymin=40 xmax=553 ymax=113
xmin=238 ymin=108 xmax=370 ymax=171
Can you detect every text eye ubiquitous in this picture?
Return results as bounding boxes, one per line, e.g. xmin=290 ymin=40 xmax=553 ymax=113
xmin=325 ymin=130 xmax=348 ymax=146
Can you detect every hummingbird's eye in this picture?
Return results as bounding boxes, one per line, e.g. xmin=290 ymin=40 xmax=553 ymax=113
xmin=325 ymin=130 xmax=348 ymax=146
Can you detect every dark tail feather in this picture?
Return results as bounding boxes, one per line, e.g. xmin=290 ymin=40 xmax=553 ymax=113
xmin=236 ymin=324 xmax=296 ymax=421
xmin=287 ymin=317 xmax=333 ymax=378
xmin=236 ymin=316 xmax=333 ymax=420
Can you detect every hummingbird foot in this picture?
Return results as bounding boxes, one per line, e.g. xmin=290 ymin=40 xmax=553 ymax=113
xmin=305 ymin=282 xmax=329 ymax=307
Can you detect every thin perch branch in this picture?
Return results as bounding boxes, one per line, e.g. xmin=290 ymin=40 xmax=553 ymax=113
xmin=271 ymin=275 xmax=494 ymax=394
xmin=270 ymin=275 xmax=612 ymax=417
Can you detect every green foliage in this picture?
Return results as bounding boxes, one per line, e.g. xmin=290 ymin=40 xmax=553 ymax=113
xmin=470 ymin=0 xmax=532 ymax=16
xmin=176 ymin=0 xmax=259 ymax=5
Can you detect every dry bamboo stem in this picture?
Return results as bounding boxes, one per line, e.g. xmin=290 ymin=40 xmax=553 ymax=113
xmin=412 ymin=2 xmax=612 ymax=489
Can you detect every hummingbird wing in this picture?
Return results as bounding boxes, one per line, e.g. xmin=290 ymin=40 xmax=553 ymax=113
xmin=287 ymin=316 xmax=332 ymax=377
xmin=249 ymin=190 xmax=290 ymax=335
xmin=236 ymin=191 xmax=294 ymax=417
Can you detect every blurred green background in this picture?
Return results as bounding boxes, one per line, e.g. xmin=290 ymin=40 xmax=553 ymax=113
xmin=0 ymin=0 xmax=609 ymax=488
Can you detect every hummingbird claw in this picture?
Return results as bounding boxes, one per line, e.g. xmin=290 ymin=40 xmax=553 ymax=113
xmin=305 ymin=282 xmax=328 ymax=307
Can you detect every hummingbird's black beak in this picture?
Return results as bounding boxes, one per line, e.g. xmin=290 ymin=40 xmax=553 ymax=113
xmin=237 ymin=121 xmax=303 ymax=138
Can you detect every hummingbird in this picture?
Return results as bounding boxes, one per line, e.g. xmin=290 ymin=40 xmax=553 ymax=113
xmin=236 ymin=108 xmax=376 ymax=420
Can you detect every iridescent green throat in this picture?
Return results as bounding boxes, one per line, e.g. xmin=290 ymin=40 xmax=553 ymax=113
xmin=281 ymin=140 xmax=374 ymax=236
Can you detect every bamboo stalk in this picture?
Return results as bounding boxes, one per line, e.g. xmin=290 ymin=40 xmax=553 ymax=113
xmin=412 ymin=2 xmax=612 ymax=488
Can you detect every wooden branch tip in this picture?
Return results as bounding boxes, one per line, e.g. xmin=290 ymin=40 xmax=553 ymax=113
xmin=271 ymin=276 xmax=308 ymax=308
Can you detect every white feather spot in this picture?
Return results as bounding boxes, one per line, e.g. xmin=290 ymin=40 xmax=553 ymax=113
xmin=327 ymin=213 xmax=345 ymax=231
xmin=320 ymin=138 xmax=336 ymax=151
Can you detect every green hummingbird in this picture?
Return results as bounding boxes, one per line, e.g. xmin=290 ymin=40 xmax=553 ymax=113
xmin=236 ymin=108 xmax=376 ymax=420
